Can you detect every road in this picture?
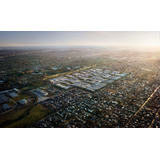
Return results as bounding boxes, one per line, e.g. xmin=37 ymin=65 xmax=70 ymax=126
xmin=149 ymin=108 xmax=160 ymax=128
xmin=124 ymin=85 xmax=160 ymax=127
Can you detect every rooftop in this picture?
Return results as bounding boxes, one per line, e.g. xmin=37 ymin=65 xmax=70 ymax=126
xmin=49 ymin=68 xmax=129 ymax=92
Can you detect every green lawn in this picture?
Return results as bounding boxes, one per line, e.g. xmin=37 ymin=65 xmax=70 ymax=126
xmin=7 ymin=100 xmax=16 ymax=106
xmin=0 ymin=104 xmax=52 ymax=128
xmin=0 ymin=107 xmax=28 ymax=126
xmin=12 ymin=94 xmax=29 ymax=102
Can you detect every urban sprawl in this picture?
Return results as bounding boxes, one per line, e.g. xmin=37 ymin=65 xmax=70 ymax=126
xmin=0 ymin=48 xmax=160 ymax=128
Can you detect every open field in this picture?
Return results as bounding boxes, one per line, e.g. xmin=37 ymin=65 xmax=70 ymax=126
xmin=0 ymin=107 xmax=28 ymax=126
xmin=12 ymin=94 xmax=29 ymax=102
xmin=7 ymin=100 xmax=16 ymax=106
xmin=0 ymin=104 xmax=52 ymax=128
xmin=43 ymin=65 xmax=93 ymax=80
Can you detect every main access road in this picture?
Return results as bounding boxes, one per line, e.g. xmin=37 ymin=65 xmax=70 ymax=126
xmin=124 ymin=86 xmax=160 ymax=127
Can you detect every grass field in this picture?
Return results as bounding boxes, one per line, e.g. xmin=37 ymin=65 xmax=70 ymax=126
xmin=7 ymin=100 xmax=16 ymax=106
xmin=0 ymin=107 xmax=28 ymax=126
xmin=43 ymin=65 xmax=92 ymax=80
xmin=12 ymin=94 xmax=29 ymax=102
xmin=0 ymin=104 xmax=52 ymax=128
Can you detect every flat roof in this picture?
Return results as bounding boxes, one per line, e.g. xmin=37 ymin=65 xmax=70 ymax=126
xmin=0 ymin=95 xmax=10 ymax=104
xmin=49 ymin=68 xmax=129 ymax=92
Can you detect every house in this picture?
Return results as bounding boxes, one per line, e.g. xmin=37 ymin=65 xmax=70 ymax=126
xmin=18 ymin=99 xmax=27 ymax=105
xmin=13 ymin=88 xmax=20 ymax=93
xmin=0 ymin=94 xmax=10 ymax=104
xmin=2 ymin=104 xmax=11 ymax=111
xmin=7 ymin=92 xmax=18 ymax=98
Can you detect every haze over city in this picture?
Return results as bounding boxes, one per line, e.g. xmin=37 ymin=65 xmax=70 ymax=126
xmin=0 ymin=31 xmax=160 ymax=128
xmin=2 ymin=1 xmax=160 ymax=160
xmin=0 ymin=31 xmax=159 ymax=50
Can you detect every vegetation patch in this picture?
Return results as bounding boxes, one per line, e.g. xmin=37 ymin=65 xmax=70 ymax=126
xmin=12 ymin=94 xmax=29 ymax=102
xmin=0 ymin=104 xmax=51 ymax=128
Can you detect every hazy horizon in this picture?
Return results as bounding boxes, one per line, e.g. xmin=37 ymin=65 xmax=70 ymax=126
xmin=0 ymin=31 xmax=159 ymax=50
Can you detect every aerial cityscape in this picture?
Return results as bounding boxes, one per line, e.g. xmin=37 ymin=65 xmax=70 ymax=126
xmin=0 ymin=31 xmax=160 ymax=128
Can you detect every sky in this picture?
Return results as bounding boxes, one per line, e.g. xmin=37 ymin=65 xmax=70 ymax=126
xmin=0 ymin=31 xmax=159 ymax=48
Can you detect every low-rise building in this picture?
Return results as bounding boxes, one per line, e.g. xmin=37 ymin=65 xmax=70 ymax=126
xmin=0 ymin=94 xmax=10 ymax=104
xmin=7 ymin=92 xmax=18 ymax=98
xmin=18 ymin=99 xmax=27 ymax=105
xmin=2 ymin=104 xmax=11 ymax=111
